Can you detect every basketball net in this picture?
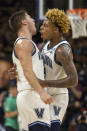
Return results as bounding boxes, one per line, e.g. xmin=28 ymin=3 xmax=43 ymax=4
xmin=67 ymin=9 xmax=87 ymax=39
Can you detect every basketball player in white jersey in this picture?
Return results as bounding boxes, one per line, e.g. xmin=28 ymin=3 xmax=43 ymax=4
xmin=9 ymin=9 xmax=78 ymax=131
xmin=39 ymin=9 xmax=78 ymax=131
xmin=9 ymin=10 xmax=52 ymax=131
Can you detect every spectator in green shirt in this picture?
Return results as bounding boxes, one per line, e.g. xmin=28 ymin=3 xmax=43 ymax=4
xmin=4 ymin=82 xmax=19 ymax=131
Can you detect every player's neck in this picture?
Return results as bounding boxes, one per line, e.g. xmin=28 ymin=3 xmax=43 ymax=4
xmin=18 ymin=27 xmax=32 ymax=39
xmin=50 ymin=36 xmax=63 ymax=47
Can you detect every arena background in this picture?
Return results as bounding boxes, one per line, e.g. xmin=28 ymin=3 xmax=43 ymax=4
xmin=0 ymin=0 xmax=87 ymax=131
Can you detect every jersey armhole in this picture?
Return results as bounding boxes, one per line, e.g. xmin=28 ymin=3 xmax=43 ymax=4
xmin=13 ymin=37 xmax=36 ymax=59
xmin=54 ymin=49 xmax=62 ymax=66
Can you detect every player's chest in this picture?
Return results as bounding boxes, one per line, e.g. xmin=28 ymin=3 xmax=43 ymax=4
xmin=42 ymin=49 xmax=56 ymax=69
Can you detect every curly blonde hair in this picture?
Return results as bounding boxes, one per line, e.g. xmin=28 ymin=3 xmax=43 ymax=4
xmin=46 ymin=8 xmax=70 ymax=34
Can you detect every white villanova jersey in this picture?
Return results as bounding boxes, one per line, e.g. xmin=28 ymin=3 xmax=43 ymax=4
xmin=12 ymin=37 xmax=44 ymax=92
xmin=41 ymin=40 xmax=71 ymax=95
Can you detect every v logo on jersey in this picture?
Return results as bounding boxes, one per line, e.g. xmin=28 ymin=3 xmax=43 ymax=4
xmin=34 ymin=108 xmax=44 ymax=118
xmin=53 ymin=106 xmax=61 ymax=116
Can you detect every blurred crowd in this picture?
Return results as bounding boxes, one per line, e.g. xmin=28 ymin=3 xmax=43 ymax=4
xmin=61 ymin=36 xmax=87 ymax=131
xmin=0 ymin=0 xmax=87 ymax=131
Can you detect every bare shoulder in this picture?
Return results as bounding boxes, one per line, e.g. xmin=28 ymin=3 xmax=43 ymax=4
xmin=15 ymin=38 xmax=34 ymax=51
xmin=56 ymin=44 xmax=73 ymax=63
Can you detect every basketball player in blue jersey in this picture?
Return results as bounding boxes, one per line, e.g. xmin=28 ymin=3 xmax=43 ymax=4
xmin=9 ymin=10 xmax=52 ymax=131
xmin=9 ymin=9 xmax=78 ymax=131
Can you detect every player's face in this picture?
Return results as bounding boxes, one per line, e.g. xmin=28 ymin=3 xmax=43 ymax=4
xmin=40 ymin=19 xmax=58 ymax=41
xmin=25 ymin=13 xmax=36 ymax=35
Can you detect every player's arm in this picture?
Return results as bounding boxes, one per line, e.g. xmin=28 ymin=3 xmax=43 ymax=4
xmin=15 ymin=39 xmax=52 ymax=104
xmin=39 ymin=45 xmax=78 ymax=88
xmin=4 ymin=99 xmax=18 ymax=118
xmin=5 ymin=111 xmax=18 ymax=118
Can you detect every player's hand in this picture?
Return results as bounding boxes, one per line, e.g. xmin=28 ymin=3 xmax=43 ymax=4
xmin=40 ymin=91 xmax=53 ymax=104
xmin=8 ymin=64 xmax=18 ymax=80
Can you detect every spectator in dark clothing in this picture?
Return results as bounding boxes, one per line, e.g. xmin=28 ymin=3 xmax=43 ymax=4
xmin=76 ymin=115 xmax=87 ymax=131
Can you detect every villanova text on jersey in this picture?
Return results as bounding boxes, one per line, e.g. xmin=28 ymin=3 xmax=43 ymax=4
xmin=38 ymin=52 xmax=53 ymax=68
